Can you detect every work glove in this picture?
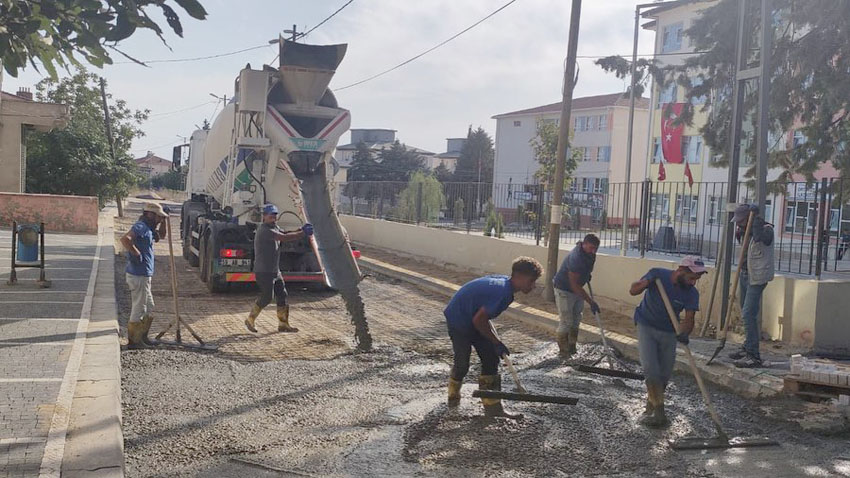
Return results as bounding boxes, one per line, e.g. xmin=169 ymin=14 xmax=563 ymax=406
xmin=590 ymin=300 xmax=601 ymax=315
xmin=676 ymin=333 xmax=690 ymax=345
xmin=163 ymin=205 xmax=172 ymax=215
xmin=495 ymin=342 xmax=510 ymax=358
xmin=301 ymin=223 xmax=314 ymax=237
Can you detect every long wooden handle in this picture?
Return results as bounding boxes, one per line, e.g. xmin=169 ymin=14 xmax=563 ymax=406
xmin=699 ymin=235 xmax=724 ymax=337
xmin=719 ymin=211 xmax=755 ymax=338
xmin=166 ymin=216 xmax=181 ymax=324
xmin=655 ymin=278 xmax=727 ymax=439
xmin=489 ymin=322 xmax=527 ymax=394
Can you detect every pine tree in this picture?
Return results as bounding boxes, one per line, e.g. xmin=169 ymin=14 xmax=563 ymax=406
xmin=453 ymin=127 xmax=494 ymax=183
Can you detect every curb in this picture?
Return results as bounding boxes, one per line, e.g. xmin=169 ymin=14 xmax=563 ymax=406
xmin=359 ymin=256 xmax=784 ymax=399
xmin=61 ymin=209 xmax=124 ymax=477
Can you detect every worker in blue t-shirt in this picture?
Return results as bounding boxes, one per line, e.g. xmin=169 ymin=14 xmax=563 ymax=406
xmin=120 ymin=202 xmax=169 ymax=348
xmin=444 ymin=256 xmax=543 ymax=418
xmin=552 ymin=234 xmax=600 ymax=358
xmin=629 ymin=256 xmax=706 ymax=428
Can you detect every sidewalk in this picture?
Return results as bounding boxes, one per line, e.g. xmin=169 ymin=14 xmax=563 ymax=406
xmin=0 ymin=208 xmax=123 ymax=477
xmin=358 ymin=254 xmax=788 ymax=398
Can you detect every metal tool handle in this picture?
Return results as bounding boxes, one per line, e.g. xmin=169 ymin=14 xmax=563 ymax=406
xmin=720 ymin=211 xmax=755 ymax=339
xmin=700 ymin=230 xmax=725 ymax=337
xmin=489 ymin=323 xmax=527 ymax=394
xmin=656 ymin=278 xmax=728 ymax=440
xmin=587 ymin=282 xmax=614 ymax=368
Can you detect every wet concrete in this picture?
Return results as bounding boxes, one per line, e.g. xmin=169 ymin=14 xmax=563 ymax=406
xmin=122 ymin=336 xmax=850 ymax=478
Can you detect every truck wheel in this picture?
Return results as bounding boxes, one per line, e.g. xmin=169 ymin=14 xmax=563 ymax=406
xmin=206 ymin=246 xmax=227 ymax=293
xmin=187 ymin=224 xmax=201 ymax=267
xmin=199 ymin=234 xmax=209 ymax=283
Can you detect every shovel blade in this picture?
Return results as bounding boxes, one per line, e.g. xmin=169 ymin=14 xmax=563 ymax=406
xmin=670 ymin=435 xmax=779 ymax=451
xmin=472 ymin=390 xmax=578 ymax=405
xmin=575 ymin=364 xmax=644 ymax=381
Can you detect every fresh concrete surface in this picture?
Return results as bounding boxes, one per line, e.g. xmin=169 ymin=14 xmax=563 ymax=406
xmin=358 ymin=255 xmax=784 ymax=399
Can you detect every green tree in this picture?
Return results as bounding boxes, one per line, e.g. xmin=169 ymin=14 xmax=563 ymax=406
xmin=530 ymin=119 xmax=582 ymax=191
xmin=0 ymin=0 xmax=208 ymax=77
xmin=397 ymin=172 xmax=444 ymax=223
xmin=345 ymin=142 xmax=381 ymax=201
xmin=25 ymin=70 xmax=147 ymax=205
xmin=433 ymin=162 xmax=454 ymax=183
xmin=378 ymin=141 xmax=426 ymax=182
xmin=151 ymin=170 xmax=184 ymax=190
xmin=483 ymin=200 xmax=504 ymax=238
xmin=453 ymin=127 xmax=494 ymax=183
xmin=453 ymin=197 xmax=465 ymax=225
xmin=596 ymin=1 xmax=850 ymax=183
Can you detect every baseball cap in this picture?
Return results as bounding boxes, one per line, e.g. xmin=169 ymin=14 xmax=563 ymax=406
xmin=262 ymin=204 xmax=279 ymax=215
xmin=143 ymin=202 xmax=169 ymax=218
xmin=732 ymin=203 xmax=757 ymax=223
xmin=679 ymin=256 xmax=707 ymax=274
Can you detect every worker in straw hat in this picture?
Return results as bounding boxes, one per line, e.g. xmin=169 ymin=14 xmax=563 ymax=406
xmin=629 ymin=256 xmax=706 ymax=427
xmin=120 ymin=202 xmax=169 ymax=347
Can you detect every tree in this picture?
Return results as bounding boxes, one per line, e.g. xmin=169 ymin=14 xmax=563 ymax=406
xmin=0 ymin=0 xmax=208 ymax=78
xmin=396 ymin=172 xmax=444 ymax=223
xmin=377 ymin=141 xmax=426 ymax=182
xmin=596 ymin=1 xmax=850 ymax=183
xmin=454 ymin=127 xmax=494 ymax=183
xmin=151 ymin=170 xmax=184 ymax=190
xmin=433 ymin=162 xmax=454 ymax=183
xmin=530 ymin=119 xmax=582 ymax=191
xmin=25 ymin=70 xmax=147 ymax=205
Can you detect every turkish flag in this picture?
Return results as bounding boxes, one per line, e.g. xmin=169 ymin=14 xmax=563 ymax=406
xmin=658 ymin=161 xmax=666 ymax=181
xmin=661 ymin=103 xmax=685 ymax=164
xmin=684 ymin=162 xmax=694 ymax=187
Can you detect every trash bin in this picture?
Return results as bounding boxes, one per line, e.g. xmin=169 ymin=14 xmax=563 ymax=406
xmin=16 ymin=224 xmax=40 ymax=263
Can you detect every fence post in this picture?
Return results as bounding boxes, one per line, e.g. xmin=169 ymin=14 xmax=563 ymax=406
xmin=536 ymin=184 xmax=544 ymax=246
xmin=416 ymin=182 xmax=424 ymax=225
xmin=815 ymin=177 xmax=828 ymax=279
xmin=378 ymin=182 xmax=385 ymax=218
xmin=639 ymin=179 xmax=650 ymax=258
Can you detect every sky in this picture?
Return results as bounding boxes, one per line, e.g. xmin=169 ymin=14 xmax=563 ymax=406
xmin=3 ymin=0 xmax=656 ymax=160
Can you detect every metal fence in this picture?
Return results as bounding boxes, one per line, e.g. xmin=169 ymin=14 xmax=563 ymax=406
xmin=336 ymin=178 xmax=850 ymax=278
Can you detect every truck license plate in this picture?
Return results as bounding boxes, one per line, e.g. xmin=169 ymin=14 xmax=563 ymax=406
xmin=220 ymin=259 xmax=250 ymax=267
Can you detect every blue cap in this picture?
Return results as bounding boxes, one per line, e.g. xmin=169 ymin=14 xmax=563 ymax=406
xmin=262 ymin=204 xmax=279 ymax=215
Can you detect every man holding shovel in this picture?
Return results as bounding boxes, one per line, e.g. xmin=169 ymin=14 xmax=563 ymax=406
xmin=629 ymin=256 xmax=706 ymax=427
xmin=552 ymin=234 xmax=600 ymax=358
xmin=727 ymin=204 xmax=774 ymax=368
xmin=444 ymin=256 xmax=543 ymax=418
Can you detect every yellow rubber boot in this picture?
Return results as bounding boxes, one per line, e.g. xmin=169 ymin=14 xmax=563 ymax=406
xmin=447 ymin=378 xmax=462 ymax=407
xmin=479 ymin=374 xmax=522 ymax=419
xmin=277 ymin=305 xmax=298 ymax=333
xmin=245 ymin=304 xmax=261 ymax=333
xmin=568 ymin=328 xmax=579 ymax=355
xmin=556 ymin=332 xmax=571 ymax=359
xmin=127 ymin=321 xmax=144 ymax=348
xmin=140 ymin=314 xmax=157 ymax=346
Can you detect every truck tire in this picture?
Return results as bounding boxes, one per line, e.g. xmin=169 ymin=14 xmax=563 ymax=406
xmin=199 ymin=233 xmax=209 ymax=283
xmin=186 ymin=220 xmax=201 ymax=267
xmin=206 ymin=249 xmax=228 ymax=293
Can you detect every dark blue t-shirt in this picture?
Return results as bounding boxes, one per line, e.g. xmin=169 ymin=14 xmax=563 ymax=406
xmin=126 ymin=220 xmax=155 ymax=277
xmin=553 ymin=242 xmax=595 ymax=292
xmin=444 ymin=275 xmax=514 ymax=332
xmin=634 ymin=268 xmax=699 ymax=332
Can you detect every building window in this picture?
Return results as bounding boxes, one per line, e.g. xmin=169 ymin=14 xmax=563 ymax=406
xmin=657 ymin=83 xmax=678 ymax=108
xmin=581 ymin=178 xmax=592 ymax=193
xmin=582 ymin=148 xmax=592 ymax=162
xmin=597 ymin=146 xmax=611 ymax=162
xmin=592 ymin=178 xmax=608 ymax=194
xmin=662 ymin=22 xmax=684 ymax=53
xmin=650 ymin=193 xmax=671 ymax=221
xmin=785 ymin=200 xmax=816 ymax=235
xmin=681 ymin=136 xmax=702 ymax=164
xmin=586 ymin=115 xmax=597 ymax=131
xmin=513 ymin=120 xmax=522 ymax=127
xmin=569 ymin=179 xmax=578 ymax=192
xmin=597 ymin=114 xmax=608 ymax=130
xmin=793 ymin=130 xmax=808 ymax=148
xmin=675 ymin=194 xmax=699 ymax=223
xmin=575 ymin=116 xmax=587 ymax=132
xmin=652 ymin=138 xmax=663 ymax=163
xmin=690 ymin=75 xmax=707 ymax=105
xmin=708 ymin=196 xmax=726 ymax=225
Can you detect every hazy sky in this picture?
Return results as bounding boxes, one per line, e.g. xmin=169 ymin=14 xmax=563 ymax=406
xmin=4 ymin=0 xmax=655 ymax=159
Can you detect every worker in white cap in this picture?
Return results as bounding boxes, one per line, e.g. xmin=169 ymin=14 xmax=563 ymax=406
xmin=629 ymin=256 xmax=706 ymax=427
xmin=120 ymin=202 xmax=169 ymax=347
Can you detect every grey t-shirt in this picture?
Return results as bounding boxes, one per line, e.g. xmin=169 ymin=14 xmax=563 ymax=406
xmin=253 ymin=223 xmax=281 ymax=274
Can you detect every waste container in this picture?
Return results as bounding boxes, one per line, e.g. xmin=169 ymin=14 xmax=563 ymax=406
xmin=16 ymin=224 xmax=40 ymax=263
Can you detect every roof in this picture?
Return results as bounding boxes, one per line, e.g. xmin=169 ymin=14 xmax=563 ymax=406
xmin=1 ymin=91 xmax=64 ymax=107
xmin=135 ymin=152 xmax=171 ymax=166
xmin=436 ymin=151 xmax=462 ymax=159
xmin=492 ymin=93 xmax=649 ymax=119
xmin=336 ymin=141 xmax=434 ymax=155
xmin=641 ymin=0 xmax=711 ymax=19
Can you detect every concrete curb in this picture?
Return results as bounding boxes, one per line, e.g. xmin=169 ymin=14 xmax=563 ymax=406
xmin=61 ymin=209 xmax=124 ymax=477
xmin=360 ymin=256 xmax=784 ymax=399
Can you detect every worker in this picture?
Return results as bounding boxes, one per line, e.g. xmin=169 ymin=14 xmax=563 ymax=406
xmin=728 ymin=204 xmax=774 ymax=368
xmin=629 ymin=256 xmax=706 ymax=427
xmin=552 ymin=233 xmax=600 ymax=358
xmin=444 ymin=256 xmax=543 ymax=418
xmin=121 ymin=202 xmax=169 ymax=348
xmin=245 ymin=204 xmax=313 ymax=333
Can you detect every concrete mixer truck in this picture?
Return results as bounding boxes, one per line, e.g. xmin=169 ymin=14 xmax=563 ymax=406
xmin=179 ymin=39 xmax=361 ymax=295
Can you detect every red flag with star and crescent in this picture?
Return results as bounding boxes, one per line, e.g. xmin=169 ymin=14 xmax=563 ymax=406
xmin=658 ymin=161 xmax=666 ymax=181
xmin=661 ymin=103 xmax=685 ymax=164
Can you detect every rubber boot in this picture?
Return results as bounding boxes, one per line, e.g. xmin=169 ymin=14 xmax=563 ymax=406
xmin=651 ymin=386 xmax=670 ymax=428
xmin=277 ymin=305 xmax=298 ymax=333
xmin=479 ymin=374 xmax=522 ymax=419
xmin=140 ymin=314 xmax=157 ymax=346
xmin=245 ymin=304 xmax=261 ymax=333
xmin=127 ymin=321 xmax=145 ymax=349
xmin=557 ymin=332 xmax=571 ymax=359
xmin=567 ymin=328 xmax=579 ymax=355
xmin=447 ymin=377 xmax=462 ymax=407
xmin=639 ymin=384 xmax=657 ymax=426
xmin=638 ymin=399 xmax=655 ymax=424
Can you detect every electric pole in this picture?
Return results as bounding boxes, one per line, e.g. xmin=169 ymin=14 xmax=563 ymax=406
xmin=99 ymin=77 xmax=123 ymax=217
xmin=543 ymin=0 xmax=582 ymax=302
xmin=284 ymin=24 xmax=300 ymax=41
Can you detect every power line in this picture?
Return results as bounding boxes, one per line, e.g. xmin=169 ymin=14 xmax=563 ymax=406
xmin=148 ymin=100 xmax=217 ymax=118
xmin=269 ymin=0 xmax=358 ymax=65
xmin=115 ymin=44 xmax=272 ymax=65
xmin=335 ymin=0 xmax=520 ymax=91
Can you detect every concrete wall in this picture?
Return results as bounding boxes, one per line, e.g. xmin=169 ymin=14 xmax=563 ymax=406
xmin=0 ymin=192 xmax=99 ymax=234
xmin=342 ymin=215 xmax=850 ymax=353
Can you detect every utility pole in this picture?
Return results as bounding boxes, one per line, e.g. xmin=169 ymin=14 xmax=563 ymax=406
xmin=543 ymin=0 xmax=582 ymax=302
xmin=99 ymin=77 xmax=123 ymax=217
xmin=284 ymin=24 xmax=300 ymax=41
